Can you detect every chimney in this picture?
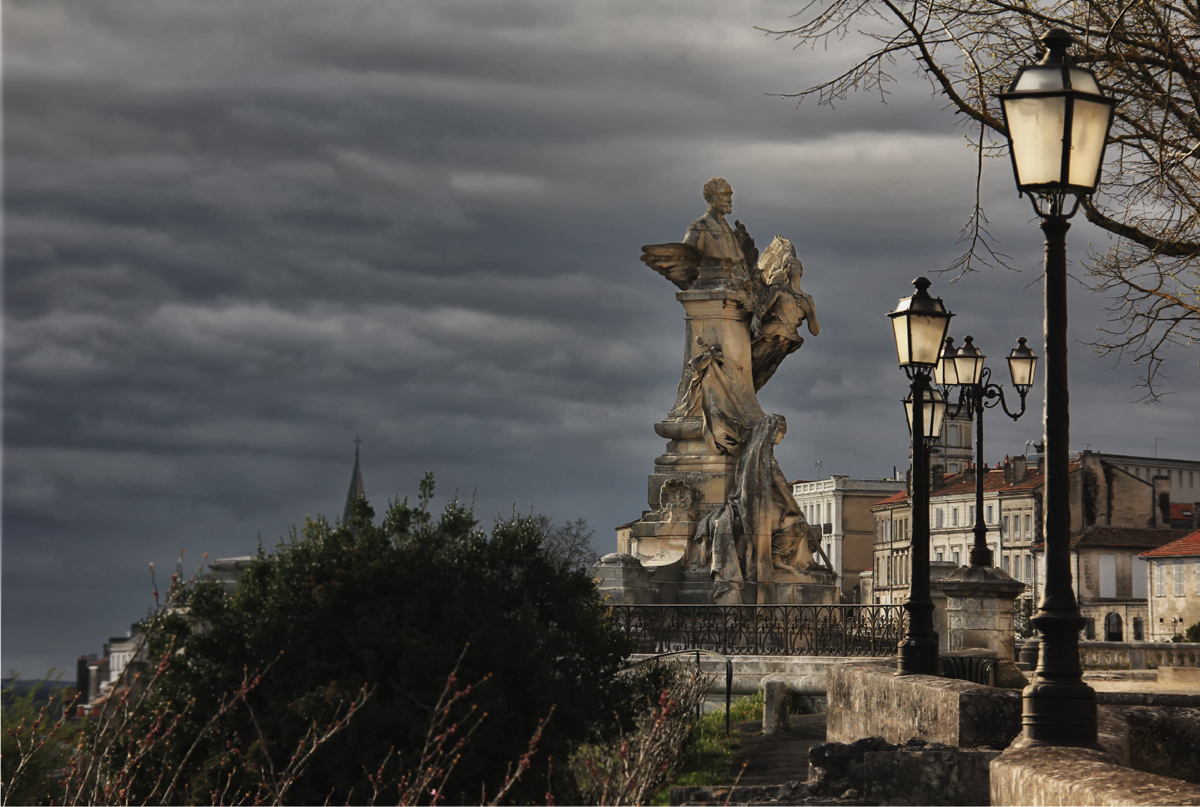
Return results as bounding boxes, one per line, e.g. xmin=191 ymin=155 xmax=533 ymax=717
xmin=1152 ymin=475 xmax=1170 ymax=529
xmin=1003 ymin=456 xmax=1014 ymax=485
xmin=964 ymin=466 xmax=977 ymax=486
xmin=1011 ymin=456 xmax=1028 ymax=484
xmin=931 ymin=463 xmax=946 ymax=490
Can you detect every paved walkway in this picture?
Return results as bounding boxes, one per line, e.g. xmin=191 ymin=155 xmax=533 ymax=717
xmin=726 ymin=713 xmax=826 ymax=786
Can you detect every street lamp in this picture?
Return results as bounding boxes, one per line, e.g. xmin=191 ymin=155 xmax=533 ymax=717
xmin=888 ymin=277 xmax=953 ymax=676
xmin=937 ymin=335 xmax=1038 ymax=567
xmin=998 ymin=27 xmax=1115 ymax=747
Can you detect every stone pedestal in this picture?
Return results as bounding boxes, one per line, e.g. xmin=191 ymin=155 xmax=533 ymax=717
xmin=595 ymin=553 xmax=658 ymax=604
xmin=936 ymin=565 xmax=1025 ymax=661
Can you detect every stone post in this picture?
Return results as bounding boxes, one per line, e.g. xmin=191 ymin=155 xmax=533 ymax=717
xmin=763 ymin=680 xmax=790 ymax=734
xmin=936 ymin=565 xmax=1025 ymax=661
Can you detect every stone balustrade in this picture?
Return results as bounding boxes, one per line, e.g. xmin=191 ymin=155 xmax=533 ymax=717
xmin=1078 ymin=641 xmax=1200 ymax=671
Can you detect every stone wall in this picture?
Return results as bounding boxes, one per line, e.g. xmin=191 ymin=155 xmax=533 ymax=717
xmin=826 ymin=659 xmax=1021 ymax=749
xmin=991 ymin=707 xmax=1200 ymax=806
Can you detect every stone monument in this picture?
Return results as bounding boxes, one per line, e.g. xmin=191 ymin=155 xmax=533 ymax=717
xmin=597 ymin=178 xmax=836 ymax=606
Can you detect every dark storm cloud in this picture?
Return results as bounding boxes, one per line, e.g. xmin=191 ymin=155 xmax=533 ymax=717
xmin=4 ymin=0 xmax=1197 ymax=677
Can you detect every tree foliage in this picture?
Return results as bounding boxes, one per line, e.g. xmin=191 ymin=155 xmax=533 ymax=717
xmin=768 ymin=0 xmax=1200 ymax=394
xmin=130 ymin=475 xmax=633 ymax=805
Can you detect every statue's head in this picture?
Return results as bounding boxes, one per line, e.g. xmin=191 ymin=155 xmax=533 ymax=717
xmin=785 ymin=256 xmax=804 ymax=290
xmin=703 ymin=177 xmax=733 ymax=214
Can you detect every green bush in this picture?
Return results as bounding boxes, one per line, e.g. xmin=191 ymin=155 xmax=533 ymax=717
xmin=1 ymin=674 xmax=79 ymax=806
xmin=119 ymin=475 xmax=635 ymax=805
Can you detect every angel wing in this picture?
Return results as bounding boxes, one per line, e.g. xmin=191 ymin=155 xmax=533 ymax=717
xmin=640 ymin=242 xmax=702 ymax=290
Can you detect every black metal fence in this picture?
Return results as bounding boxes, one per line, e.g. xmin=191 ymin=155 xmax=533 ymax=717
xmin=610 ymin=604 xmax=907 ymax=657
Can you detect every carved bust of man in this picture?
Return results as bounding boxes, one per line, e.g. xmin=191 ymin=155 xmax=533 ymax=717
xmin=683 ymin=177 xmax=749 ymax=284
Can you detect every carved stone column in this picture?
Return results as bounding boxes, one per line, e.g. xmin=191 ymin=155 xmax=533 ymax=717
xmin=633 ymin=285 xmax=763 ymax=563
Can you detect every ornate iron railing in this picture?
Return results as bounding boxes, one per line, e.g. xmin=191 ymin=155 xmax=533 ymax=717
xmin=610 ymin=604 xmax=907 ymax=657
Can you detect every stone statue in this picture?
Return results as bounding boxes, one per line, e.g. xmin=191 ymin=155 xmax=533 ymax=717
xmin=640 ymin=177 xmax=757 ymax=290
xmin=751 ymin=237 xmax=819 ymax=391
xmin=694 ymin=415 xmax=821 ymax=604
xmin=610 ymin=178 xmax=835 ymax=607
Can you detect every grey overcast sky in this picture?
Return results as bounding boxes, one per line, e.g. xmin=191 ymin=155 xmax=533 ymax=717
xmin=4 ymin=1 xmax=1197 ymax=678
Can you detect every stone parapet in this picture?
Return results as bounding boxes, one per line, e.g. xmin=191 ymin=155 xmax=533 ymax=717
xmin=826 ymin=659 xmax=1022 ymax=749
xmin=991 ymin=706 xmax=1200 ymax=806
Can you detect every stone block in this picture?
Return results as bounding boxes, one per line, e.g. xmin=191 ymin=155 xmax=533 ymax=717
xmin=991 ymin=742 xmax=1200 ymax=806
xmin=1127 ymin=706 xmax=1200 ymax=785
xmin=763 ymin=680 xmax=789 ymax=734
xmin=1159 ymin=667 xmax=1200 ymax=686
xmin=862 ymin=743 xmax=999 ymax=806
xmin=826 ymin=659 xmax=1021 ymax=749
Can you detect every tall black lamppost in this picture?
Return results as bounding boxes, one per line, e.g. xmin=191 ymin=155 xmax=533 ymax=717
xmin=998 ymin=27 xmax=1116 ymax=746
xmin=888 ymin=277 xmax=952 ymax=676
xmin=936 ymin=335 xmax=1039 ymax=567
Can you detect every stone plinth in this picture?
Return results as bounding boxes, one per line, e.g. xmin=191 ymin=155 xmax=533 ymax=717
xmin=937 ymin=565 xmax=1025 ymax=661
xmin=595 ymin=553 xmax=657 ymax=604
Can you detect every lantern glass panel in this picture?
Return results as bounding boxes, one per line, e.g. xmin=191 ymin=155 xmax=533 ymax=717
xmin=1015 ymin=66 xmax=1065 ymax=92
xmin=1004 ymin=95 xmax=1066 ymax=187
xmin=934 ymin=350 xmax=957 ymax=386
xmin=908 ymin=313 xmax=948 ymax=368
xmin=953 ymin=350 xmax=985 ymax=387
xmin=1068 ymin=68 xmax=1100 ymax=94
xmin=1008 ymin=351 xmax=1038 ymax=389
xmin=905 ymin=388 xmax=947 ymax=439
xmin=892 ymin=315 xmax=911 ymax=367
xmin=1068 ymin=97 xmax=1114 ymax=189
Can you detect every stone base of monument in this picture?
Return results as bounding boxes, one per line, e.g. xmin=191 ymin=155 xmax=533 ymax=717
xmin=595 ymin=553 xmax=659 ymax=604
xmin=772 ymin=580 xmax=839 ymax=605
xmin=678 ymin=568 xmax=716 ymax=604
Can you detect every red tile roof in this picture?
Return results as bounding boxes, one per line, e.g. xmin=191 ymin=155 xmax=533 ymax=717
xmin=873 ymin=489 xmax=909 ymax=508
xmin=1170 ymin=502 xmax=1195 ymax=520
xmin=1070 ymin=527 xmax=1184 ymax=549
xmin=1140 ymin=529 xmax=1200 ymax=558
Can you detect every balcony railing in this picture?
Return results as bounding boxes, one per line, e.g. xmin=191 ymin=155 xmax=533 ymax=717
xmin=1078 ymin=641 xmax=1200 ymax=671
xmin=609 ymin=604 xmax=907 ymax=657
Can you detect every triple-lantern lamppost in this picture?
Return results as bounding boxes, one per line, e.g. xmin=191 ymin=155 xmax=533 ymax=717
xmin=888 ymin=27 xmax=1114 ymax=747
xmin=937 ymin=334 xmax=1038 ymax=568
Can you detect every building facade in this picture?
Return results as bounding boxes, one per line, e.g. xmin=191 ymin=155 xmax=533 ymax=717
xmin=1141 ymin=529 xmax=1200 ymax=641
xmin=791 ymin=474 xmax=906 ymax=600
xmin=870 ymin=450 xmax=1192 ymax=641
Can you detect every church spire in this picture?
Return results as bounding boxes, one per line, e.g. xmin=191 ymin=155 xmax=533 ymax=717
xmin=343 ymin=436 xmax=366 ymax=525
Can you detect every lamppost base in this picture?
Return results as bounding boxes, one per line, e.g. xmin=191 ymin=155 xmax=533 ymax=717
xmin=1021 ymin=680 xmax=1099 ymax=747
xmin=896 ymin=598 xmax=939 ymax=676
xmin=895 ymin=638 xmax=939 ymax=676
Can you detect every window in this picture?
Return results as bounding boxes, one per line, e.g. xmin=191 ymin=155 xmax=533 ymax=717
xmin=1025 ymin=555 xmax=1033 ymax=583
xmin=1155 ymin=563 xmax=1166 ymax=596
xmin=1190 ymin=471 xmax=1194 ymax=488
xmin=1004 ymin=515 xmax=1011 ymax=537
xmin=936 ymin=509 xmax=944 ymax=528
xmin=952 ymin=551 xmax=960 ymax=565
xmin=1133 ymin=618 xmax=1144 ymax=641
xmin=986 ymin=504 xmax=994 ymax=523
xmin=952 ymin=508 xmax=959 ymax=526
xmin=1003 ymin=555 xmax=1010 ymax=573
xmin=1132 ymin=556 xmax=1148 ymax=598
xmin=936 ymin=551 xmax=944 ymax=562
xmin=1084 ymin=618 xmax=1095 ymax=640
xmin=969 ymin=505 xmax=975 ymax=524
xmin=1024 ymin=514 xmax=1032 ymax=539
xmin=948 ymin=424 xmax=959 ymax=447
xmin=1175 ymin=559 xmax=1185 ymax=596
xmin=1099 ymin=554 xmax=1116 ymax=599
